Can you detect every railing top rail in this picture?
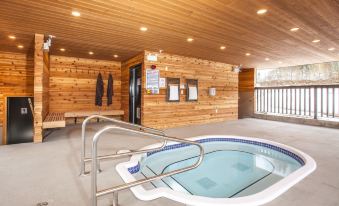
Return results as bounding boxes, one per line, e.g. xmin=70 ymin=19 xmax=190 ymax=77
xmin=80 ymin=115 xmax=166 ymax=175
xmin=255 ymin=84 xmax=339 ymax=89
xmin=91 ymin=125 xmax=204 ymax=205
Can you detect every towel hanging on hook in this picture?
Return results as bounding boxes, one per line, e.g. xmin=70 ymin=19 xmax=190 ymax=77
xmin=107 ymin=73 xmax=114 ymax=106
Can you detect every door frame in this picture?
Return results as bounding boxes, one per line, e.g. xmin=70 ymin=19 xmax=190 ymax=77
xmin=2 ymin=95 xmax=34 ymax=145
xmin=129 ymin=64 xmax=142 ymax=124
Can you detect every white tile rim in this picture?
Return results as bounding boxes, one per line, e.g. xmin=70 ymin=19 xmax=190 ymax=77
xmin=116 ymin=135 xmax=317 ymax=206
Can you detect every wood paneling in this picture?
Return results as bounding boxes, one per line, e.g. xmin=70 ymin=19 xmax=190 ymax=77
xmin=121 ymin=52 xmax=144 ymax=121
xmin=49 ymin=56 xmax=122 ymax=114
xmin=239 ymin=68 xmax=255 ymax=118
xmin=33 ymin=34 xmax=45 ymax=143
xmin=0 ymin=52 xmax=34 ymax=143
xmin=0 ymin=0 xmax=338 ymax=68
xmin=142 ymin=51 xmax=238 ymax=129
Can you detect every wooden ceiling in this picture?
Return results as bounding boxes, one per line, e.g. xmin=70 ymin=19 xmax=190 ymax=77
xmin=0 ymin=0 xmax=338 ymax=68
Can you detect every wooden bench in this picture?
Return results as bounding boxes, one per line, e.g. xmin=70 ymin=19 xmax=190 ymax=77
xmin=42 ymin=110 xmax=124 ymax=128
xmin=64 ymin=110 xmax=124 ymax=124
xmin=64 ymin=110 xmax=124 ymax=118
xmin=42 ymin=112 xmax=66 ymax=129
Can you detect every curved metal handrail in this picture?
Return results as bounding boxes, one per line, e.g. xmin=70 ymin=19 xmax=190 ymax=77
xmin=80 ymin=115 xmax=166 ymax=175
xmin=91 ymin=125 xmax=204 ymax=206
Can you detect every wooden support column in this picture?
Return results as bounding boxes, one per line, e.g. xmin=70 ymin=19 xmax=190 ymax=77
xmin=33 ymin=34 xmax=44 ymax=143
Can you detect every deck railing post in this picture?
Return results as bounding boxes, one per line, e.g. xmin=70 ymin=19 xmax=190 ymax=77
xmin=314 ymin=86 xmax=318 ymax=119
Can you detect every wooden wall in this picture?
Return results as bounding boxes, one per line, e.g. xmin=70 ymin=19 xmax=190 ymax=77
xmin=142 ymin=51 xmax=238 ymax=129
xmin=33 ymin=34 xmax=48 ymax=142
xmin=121 ymin=53 xmax=144 ymax=121
xmin=0 ymin=52 xmax=34 ymax=143
xmin=238 ymin=68 xmax=255 ymax=118
xmin=49 ymin=56 xmax=121 ymax=113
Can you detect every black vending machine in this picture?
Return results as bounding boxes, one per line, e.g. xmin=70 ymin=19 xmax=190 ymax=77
xmin=6 ymin=97 xmax=34 ymax=144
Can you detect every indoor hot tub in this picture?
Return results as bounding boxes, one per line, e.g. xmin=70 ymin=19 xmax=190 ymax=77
xmin=116 ymin=135 xmax=316 ymax=206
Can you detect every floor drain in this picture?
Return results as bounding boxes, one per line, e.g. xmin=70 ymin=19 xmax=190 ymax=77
xmin=37 ymin=202 xmax=48 ymax=206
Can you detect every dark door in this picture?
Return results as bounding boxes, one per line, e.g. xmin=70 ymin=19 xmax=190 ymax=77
xmin=129 ymin=64 xmax=142 ymax=124
xmin=7 ymin=97 xmax=34 ymax=144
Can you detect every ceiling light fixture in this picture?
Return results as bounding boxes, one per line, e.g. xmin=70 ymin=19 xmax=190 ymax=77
xmin=328 ymin=48 xmax=335 ymax=51
xmin=290 ymin=27 xmax=300 ymax=32
xmin=140 ymin=27 xmax=148 ymax=32
xmin=17 ymin=45 xmax=24 ymax=49
xmin=278 ymin=61 xmax=283 ymax=64
xmin=245 ymin=53 xmax=251 ymax=56
xmin=312 ymin=39 xmax=320 ymax=43
xmin=187 ymin=38 xmax=194 ymax=42
xmin=265 ymin=58 xmax=270 ymax=61
xmin=72 ymin=11 xmax=81 ymax=17
xmin=60 ymin=48 xmax=66 ymax=52
xmin=257 ymin=9 xmax=267 ymax=15
xmin=159 ymin=49 xmax=163 ymax=53
xmin=89 ymin=51 xmax=94 ymax=55
xmin=8 ymin=35 xmax=16 ymax=40
xmin=113 ymin=54 xmax=119 ymax=58
xmin=220 ymin=46 xmax=226 ymax=50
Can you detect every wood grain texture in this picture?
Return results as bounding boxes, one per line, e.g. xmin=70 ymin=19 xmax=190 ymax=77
xmin=142 ymin=50 xmax=238 ymax=129
xmin=48 ymin=55 xmax=122 ymax=114
xmin=239 ymin=68 xmax=255 ymax=118
xmin=0 ymin=0 xmax=338 ymax=68
xmin=0 ymin=52 xmax=34 ymax=143
xmin=121 ymin=52 xmax=144 ymax=121
xmin=33 ymin=34 xmax=45 ymax=143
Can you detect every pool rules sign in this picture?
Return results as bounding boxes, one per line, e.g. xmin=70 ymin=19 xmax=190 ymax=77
xmin=146 ymin=68 xmax=160 ymax=94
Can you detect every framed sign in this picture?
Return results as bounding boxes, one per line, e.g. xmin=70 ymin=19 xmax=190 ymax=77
xmin=166 ymin=78 xmax=180 ymax=102
xmin=146 ymin=69 xmax=160 ymax=94
xmin=186 ymin=79 xmax=198 ymax=101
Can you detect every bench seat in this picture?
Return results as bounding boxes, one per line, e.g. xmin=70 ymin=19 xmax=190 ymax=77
xmin=64 ymin=110 xmax=124 ymax=118
xmin=43 ymin=112 xmax=66 ymax=129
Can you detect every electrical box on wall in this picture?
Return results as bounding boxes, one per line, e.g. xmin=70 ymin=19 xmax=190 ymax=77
xmin=209 ymin=87 xmax=216 ymax=96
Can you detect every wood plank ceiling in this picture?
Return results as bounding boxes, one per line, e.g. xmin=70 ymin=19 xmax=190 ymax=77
xmin=0 ymin=0 xmax=338 ymax=68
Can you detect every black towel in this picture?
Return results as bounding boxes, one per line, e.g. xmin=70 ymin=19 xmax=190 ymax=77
xmin=95 ymin=73 xmax=104 ymax=106
xmin=107 ymin=73 xmax=114 ymax=106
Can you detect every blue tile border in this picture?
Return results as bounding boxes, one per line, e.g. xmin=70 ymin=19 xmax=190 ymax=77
xmin=128 ymin=137 xmax=305 ymax=174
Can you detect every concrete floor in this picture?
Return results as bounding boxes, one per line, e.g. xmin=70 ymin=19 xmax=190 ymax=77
xmin=0 ymin=118 xmax=339 ymax=206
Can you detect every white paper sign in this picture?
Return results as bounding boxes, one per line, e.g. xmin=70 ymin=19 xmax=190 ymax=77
xmin=159 ymin=78 xmax=166 ymax=88
xmin=188 ymin=86 xmax=198 ymax=100
xmin=147 ymin=54 xmax=158 ymax=62
xmin=169 ymin=85 xmax=179 ymax=101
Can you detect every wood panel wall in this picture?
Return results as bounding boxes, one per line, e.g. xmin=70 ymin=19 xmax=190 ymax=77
xmin=33 ymin=34 xmax=47 ymax=143
xmin=142 ymin=51 xmax=238 ymax=129
xmin=121 ymin=52 xmax=144 ymax=121
xmin=0 ymin=52 xmax=34 ymax=138
xmin=238 ymin=68 xmax=255 ymax=118
xmin=49 ymin=56 xmax=121 ymax=113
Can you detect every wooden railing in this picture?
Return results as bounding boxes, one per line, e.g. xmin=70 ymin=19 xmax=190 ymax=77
xmin=255 ymin=85 xmax=339 ymax=120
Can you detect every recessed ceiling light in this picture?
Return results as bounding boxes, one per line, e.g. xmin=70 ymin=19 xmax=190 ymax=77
xmin=278 ymin=61 xmax=283 ymax=64
xmin=60 ymin=48 xmax=66 ymax=52
xmin=257 ymin=9 xmax=267 ymax=15
xmin=220 ymin=46 xmax=226 ymax=50
xmin=8 ymin=35 xmax=16 ymax=40
xmin=245 ymin=53 xmax=251 ymax=56
xmin=113 ymin=54 xmax=119 ymax=58
xmin=140 ymin=27 xmax=148 ymax=32
xmin=328 ymin=48 xmax=335 ymax=51
xmin=17 ymin=45 xmax=24 ymax=49
xmin=72 ymin=11 xmax=81 ymax=17
xmin=89 ymin=51 xmax=94 ymax=55
xmin=312 ymin=39 xmax=320 ymax=43
xmin=265 ymin=58 xmax=270 ymax=61
xmin=187 ymin=38 xmax=194 ymax=42
xmin=159 ymin=49 xmax=163 ymax=53
xmin=290 ymin=27 xmax=300 ymax=32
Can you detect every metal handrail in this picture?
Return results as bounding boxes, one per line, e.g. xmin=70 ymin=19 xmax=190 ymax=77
xmin=80 ymin=115 xmax=166 ymax=175
xmin=91 ymin=125 xmax=205 ymax=206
